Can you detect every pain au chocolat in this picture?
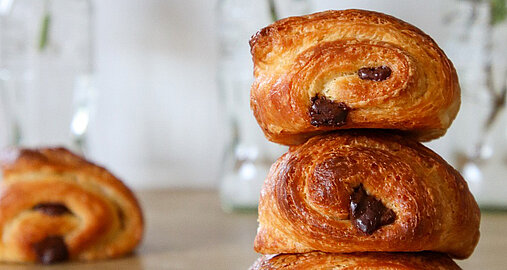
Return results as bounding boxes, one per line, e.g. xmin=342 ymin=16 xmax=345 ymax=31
xmin=250 ymin=252 xmax=461 ymax=270
xmin=254 ymin=131 xmax=479 ymax=259
xmin=0 ymin=147 xmax=143 ymax=264
xmin=250 ymin=9 xmax=460 ymax=145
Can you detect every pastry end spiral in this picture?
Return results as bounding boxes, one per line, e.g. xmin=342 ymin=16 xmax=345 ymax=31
xmin=0 ymin=147 xmax=143 ymax=264
xmin=254 ymin=131 xmax=480 ymax=259
xmin=250 ymin=9 xmax=460 ymax=145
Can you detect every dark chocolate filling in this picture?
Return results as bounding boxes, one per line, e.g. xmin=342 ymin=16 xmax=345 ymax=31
xmin=358 ymin=66 xmax=392 ymax=81
xmin=309 ymin=96 xmax=349 ymax=127
xmin=33 ymin=203 xmax=71 ymax=216
xmin=32 ymin=236 xmax=69 ymax=264
xmin=350 ymin=184 xmax=396 ymax=235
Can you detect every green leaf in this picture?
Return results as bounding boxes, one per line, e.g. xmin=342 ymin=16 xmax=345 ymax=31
xmin=490 ymin=0 xmax=507 ymax=25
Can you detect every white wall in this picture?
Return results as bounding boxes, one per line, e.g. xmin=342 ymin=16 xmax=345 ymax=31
xmin=87 ymin=0 xmax=223 ymax=189
xmin=0 ymin=0 xmax=477 ymax=189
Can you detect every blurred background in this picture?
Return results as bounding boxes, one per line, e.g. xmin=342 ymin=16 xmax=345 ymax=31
xmin=0 ymin=0 xmax=505 ymax=209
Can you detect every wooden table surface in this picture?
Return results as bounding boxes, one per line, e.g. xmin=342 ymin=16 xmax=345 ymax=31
xmin=1 ymin=189 xmax=505 ymax=269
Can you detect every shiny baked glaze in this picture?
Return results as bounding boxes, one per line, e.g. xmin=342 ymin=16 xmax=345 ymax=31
xmin=254 ymin=132 xmax=480 ymax=259
xmin=0 ymin=147 xmax=144 ymax=263
xmin=250 ymin=9 xmax=460 ymax=145
xmin=250 ymin=252 xmax=461 ymax=270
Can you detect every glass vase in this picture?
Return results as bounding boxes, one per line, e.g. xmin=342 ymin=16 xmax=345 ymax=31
xmin=216 ymin=0 xmax=311 ymax=212
xmin=441 ymin=0 xmax=507 ymax=208
xmin=0 ymin=0 xmax=95 ymax=154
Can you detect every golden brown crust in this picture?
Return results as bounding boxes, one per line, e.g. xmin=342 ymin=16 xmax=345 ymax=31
xmin=250 ymin=252 xmax=461 ymax=270
xmin=254 ymin=131 xmax=480 ymax=259
xmin=250 ymin=9 xmax=460 ymax=145
xmin=0 ymin=147 xmax=144 ymax=263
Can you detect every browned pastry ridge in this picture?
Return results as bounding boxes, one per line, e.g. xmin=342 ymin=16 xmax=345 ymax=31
xmin=250 ymin=252 xmax=461 ymax=270
xmin=0 ymin=147 xmax=143 ymax=264
xmin=254 ymin=132 xmax=480 ymax=259
xmin=250 ymin=9 xmax=460 ymax=145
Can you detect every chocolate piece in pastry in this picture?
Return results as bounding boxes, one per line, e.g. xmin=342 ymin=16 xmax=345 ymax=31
xmin=250 ymin=9 xmax=460 ymax=145
xmin=254 ymin=131 xmax=480 ymax=259
xmin=250 ymin=252 xmax=462 ymax=270
xmin=0 ymin=147 xmax=143 ymax=264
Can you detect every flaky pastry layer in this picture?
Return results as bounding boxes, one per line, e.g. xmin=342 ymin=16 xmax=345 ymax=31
xmin=254 ymin=131 xmax=479 ymax=259
xmin=250 ymin=252 xmax=461 ymax=270
xmin=0 ymin=147 xmax=143 ymax=263
xmin=250 ymin=10 xmax=460 ymax=145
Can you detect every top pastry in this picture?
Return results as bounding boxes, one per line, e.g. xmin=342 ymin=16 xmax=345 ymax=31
xmin=250 ymin=9 xmax=460 ymax=145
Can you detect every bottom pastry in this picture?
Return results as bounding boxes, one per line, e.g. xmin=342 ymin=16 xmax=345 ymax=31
xmin=250 ymin=252 xmax=461 ymax=270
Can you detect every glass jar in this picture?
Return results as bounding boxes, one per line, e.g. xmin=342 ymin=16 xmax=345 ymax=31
xmin=216 ymin=0 xmax=311 ymax=212
xmin=0 ymin=0 xmax=95 ymax=153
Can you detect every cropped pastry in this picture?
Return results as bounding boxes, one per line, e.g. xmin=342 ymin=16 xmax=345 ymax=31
xmin=254 ymin=131 xmax=480 ymax=259
xmin=0 ymin=147 xmax=143 ymax=264
xmin=250 ymin=252 xmax=461 ymax=270
xmin=250 ymin=9 xmax=460 ymax=145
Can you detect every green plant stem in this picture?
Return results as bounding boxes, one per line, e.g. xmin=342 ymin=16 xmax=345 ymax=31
xmin=268 ymin=0 xmax=278 ymax=22
xmin=38 ymin=1 xmax=51 ymax=52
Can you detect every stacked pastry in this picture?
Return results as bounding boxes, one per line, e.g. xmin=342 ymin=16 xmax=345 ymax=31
xmin=0 ymin=147 xmax=143 ymax=264
xmin=248 ymin=10 xmax=480 ymax=269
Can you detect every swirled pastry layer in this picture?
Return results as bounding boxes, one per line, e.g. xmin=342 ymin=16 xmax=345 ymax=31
xmin=250 ymin=9 xmax=460 ymax=145
xmin=250 ymin=252 xmax=461 ymax=270
xmin=0 ymin=148 xmax=143 ymax=264
xmin=254 ymin=131 xmax=479 ymax=259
